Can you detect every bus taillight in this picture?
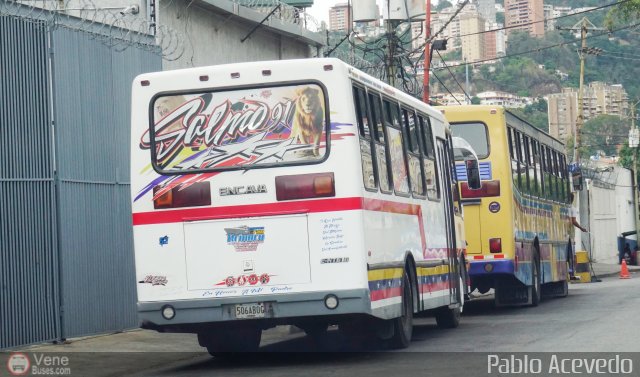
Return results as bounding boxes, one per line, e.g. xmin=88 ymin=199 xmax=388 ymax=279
xmin=489 ymin=238 xmax=502 ymax=253
xmin=460 ymin=180 xmax=500 ymax=198
xmin=153 ymin=182 xmax=211 ymax=209
xmin=275 ymin=173 xmax=335 ymax=201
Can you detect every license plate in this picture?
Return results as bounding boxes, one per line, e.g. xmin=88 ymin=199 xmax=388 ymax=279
xmin=234 ymin=303 xmax=266 ymax=319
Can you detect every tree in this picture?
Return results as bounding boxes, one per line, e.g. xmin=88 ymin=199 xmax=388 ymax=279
xmin=580 ymin=115 xmax=629 ymax=158
xmin=471 ymin=96 xmax=481 ymax=104
xmin=435 ymin=0 xmax=453 ymax=12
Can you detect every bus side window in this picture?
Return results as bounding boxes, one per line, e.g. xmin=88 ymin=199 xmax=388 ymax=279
xmin=420 ymin=115 xmax=440 ymax=201
xmin=518 ymin=132 xmax=529 ymax=192
xmin=403 ymin=108 xmax=425 ymax=197
xmin=523 ymin=135 xmax=533 ymax=194
xmin=369 ymin=93 xmax=392 ymax=193
xmin=508 ymin=127 xmax=518 ymax=189
xmin=545 ymin=147 xmax=554 ymax=200
xmin=533 ymin=140 xmax=542 ymax=197
xmin=383 ymin=99 xmax=409 ymax=195
xmin=447 ymin=134 xmax=462 ymax=214
xmin=560 ymin=154 xmax=569 ymax=202
xmin=540 ymin=145 xmax=549 ymax=200
xmin=552 ymin=151 xmax=561 ymax=202
xmin=513 ymin=129 xmax=523 ymax=191
xmin=353 ymin=85 xmax=376 ymax=191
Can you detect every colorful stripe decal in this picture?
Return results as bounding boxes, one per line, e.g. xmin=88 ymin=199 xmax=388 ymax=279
xmin=417 ymin=265 xmax=450 ymax=293
xmin=368 ymin=268 xmax=403 ymax=302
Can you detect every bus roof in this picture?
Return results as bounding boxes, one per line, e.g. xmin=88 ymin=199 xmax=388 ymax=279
xmin=436 ymin=105 xmax=565 ymax=153
xmin=134 ymin=58 xmax=447 ymax=126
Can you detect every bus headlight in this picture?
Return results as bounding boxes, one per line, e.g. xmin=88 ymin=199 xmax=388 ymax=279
xmin=324 ymin=294 xmax=339 ymax=310
xmin=161 ymin=305 xmax=176 ymax=320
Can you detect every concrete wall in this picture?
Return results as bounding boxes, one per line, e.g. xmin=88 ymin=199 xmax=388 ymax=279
xmin=581 ymin=167 xmax=636 ymax=263
xmin=159 ymin=0 xmax=321 ymax=70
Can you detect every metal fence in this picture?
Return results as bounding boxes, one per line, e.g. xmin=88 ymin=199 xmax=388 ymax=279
xmin=1 ymin=2 xmax=162 ymax=349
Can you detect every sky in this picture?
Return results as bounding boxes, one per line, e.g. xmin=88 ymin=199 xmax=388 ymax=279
xmin=306 ymin=0 xmax=442 ymax=25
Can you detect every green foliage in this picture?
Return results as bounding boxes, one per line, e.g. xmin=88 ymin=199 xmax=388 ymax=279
xmin=508 ymin=98 xmax=550 ymax=132
xmin=619 ymin=142 xmax=634 ymax=170
xmin=435 ymin=0 xmax=453 ymax=12
xmin=471 ymin=96 xmax=481 ymax=104
xmin=580 ymin=115 xmax=629 ymax=157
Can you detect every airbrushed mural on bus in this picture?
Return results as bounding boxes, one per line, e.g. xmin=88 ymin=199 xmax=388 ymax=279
xmin=130 ymin=58 xmax=480 ymax=353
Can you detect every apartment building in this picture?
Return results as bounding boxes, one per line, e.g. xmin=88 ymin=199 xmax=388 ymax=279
xmin=329 ymin=2 xmax=351 ymax=31
xmin=547 ymin=83 xmax=629 ymax=141
xmin=504 ymin=0 xmax=545 ymax=37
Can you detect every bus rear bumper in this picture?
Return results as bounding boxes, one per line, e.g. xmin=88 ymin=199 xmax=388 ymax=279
xmin=468 ymin=259 xmax=515 ymax=276
xmin=138 ymin=288 xmax=371 ymax=330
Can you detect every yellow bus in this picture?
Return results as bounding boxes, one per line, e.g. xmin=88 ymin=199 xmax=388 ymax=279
xmin=438 ymin=105 xmax=571 ymax=306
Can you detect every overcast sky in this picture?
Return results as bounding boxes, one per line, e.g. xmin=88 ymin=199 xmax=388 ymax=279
xmin=306 ymin=0 xmax=442 ymax=25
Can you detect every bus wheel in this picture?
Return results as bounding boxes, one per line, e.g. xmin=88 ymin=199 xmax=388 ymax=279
xmin=435 ymin=275 xmax=463 ymax=329
xmin=389 ymin=272 xmax=413 ymax=349
xmin=530 ymin=255 xmax=541 ymax=307
xmin=199 ymin=326 xmax=262 ymax=356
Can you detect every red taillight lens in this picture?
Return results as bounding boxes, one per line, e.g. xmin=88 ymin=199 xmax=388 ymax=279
xmin=275 ymin=173 xmax=335 ymax=201
xmin=489 ymin=238 xmax=502 ymax=253
xmin=153 ymin=182 xmax=211 ymax=209
xmin=460 ymin=180 xmax=500 ymax=198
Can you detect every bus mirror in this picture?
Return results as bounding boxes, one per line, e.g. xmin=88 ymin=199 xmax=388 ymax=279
xmin=466 ymin=158 xmax=481 ymax=190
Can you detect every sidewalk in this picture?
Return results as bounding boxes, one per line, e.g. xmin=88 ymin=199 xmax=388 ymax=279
xmin=590 ymin=261 xmax=640 ymax=279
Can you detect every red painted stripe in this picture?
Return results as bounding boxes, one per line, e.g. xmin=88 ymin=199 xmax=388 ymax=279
xmin=133 ymin=197 xmax=363 ymax=225
xmin=419 ymin=282 xmax=450 ymax=292
xmin=493 ymin=254 xmax=505 ymax=259
xmin=473 ymin=255 xmax=484 ymax=260
xmin=370 ymin=286 xmax=402 ymax=302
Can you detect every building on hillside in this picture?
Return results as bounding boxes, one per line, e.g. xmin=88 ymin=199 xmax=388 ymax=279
xmin=547 ymin=88 xmax=578 ymax=141
xmin=477 ymin=0 xmax=497 ymax=24
xmin=459 ymin=12 xmax=486 ymax=62
xmin=547 ymin=82 xmax=629 ymax=142
xmin=476 ymin=91 xmax=532 ymax=107
xmin=329 ymin=2 xmax=351 ymax=31
xmin=543 ymin=4 xmax=555 ymax=31
xmin=431 ymin=7 xmax=462 ymax=51
xmin=431 ymin=92 xmax=468 ymax=106
xmin=504 ymin=0 xmax=544 ymax=37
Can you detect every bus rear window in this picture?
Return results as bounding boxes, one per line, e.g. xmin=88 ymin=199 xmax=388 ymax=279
xmin=450 ymin=122 xmax=489 ymax=159
xmin=144 ymin=83 xmax=328 ymax=173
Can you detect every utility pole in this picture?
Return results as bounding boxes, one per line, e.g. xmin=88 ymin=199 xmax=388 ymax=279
xmin=556 ymin=17 xmax=604 ymax=163
xmin=423 ymin=0 xmax=431 ymax=104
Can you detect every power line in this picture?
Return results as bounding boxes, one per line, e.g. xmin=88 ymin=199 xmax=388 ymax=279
xmin=436 ymin=49 xmax=473 ymax=103
xmin=456 ymin=0 xmax=631 ymax=39
xmin=431 ymin=71 xmax=463 ymax=105
xmin=432 ymin=21 xmax=640 ymax=70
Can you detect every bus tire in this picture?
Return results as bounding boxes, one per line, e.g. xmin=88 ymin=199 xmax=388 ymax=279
xmin=530 ymin=254 xmax=541 ymax=307
xmin=389 ymin=272 xmax=413 ymax=349
xmin=435 ymin=275 xmax=463 ymax=329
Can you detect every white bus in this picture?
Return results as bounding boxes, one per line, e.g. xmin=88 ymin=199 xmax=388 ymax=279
xmin=130 ymin=58 xmax=479 ymax=353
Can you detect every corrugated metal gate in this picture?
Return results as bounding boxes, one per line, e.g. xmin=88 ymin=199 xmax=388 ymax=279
xmin=1 ymin=4 xmax=162 ymax=349
xmin=0 ymin=16 xmax=60 ymax=349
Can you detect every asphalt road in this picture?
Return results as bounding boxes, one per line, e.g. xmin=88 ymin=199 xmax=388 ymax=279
xmin=120 ymin=275 xmax=640 ymax=377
